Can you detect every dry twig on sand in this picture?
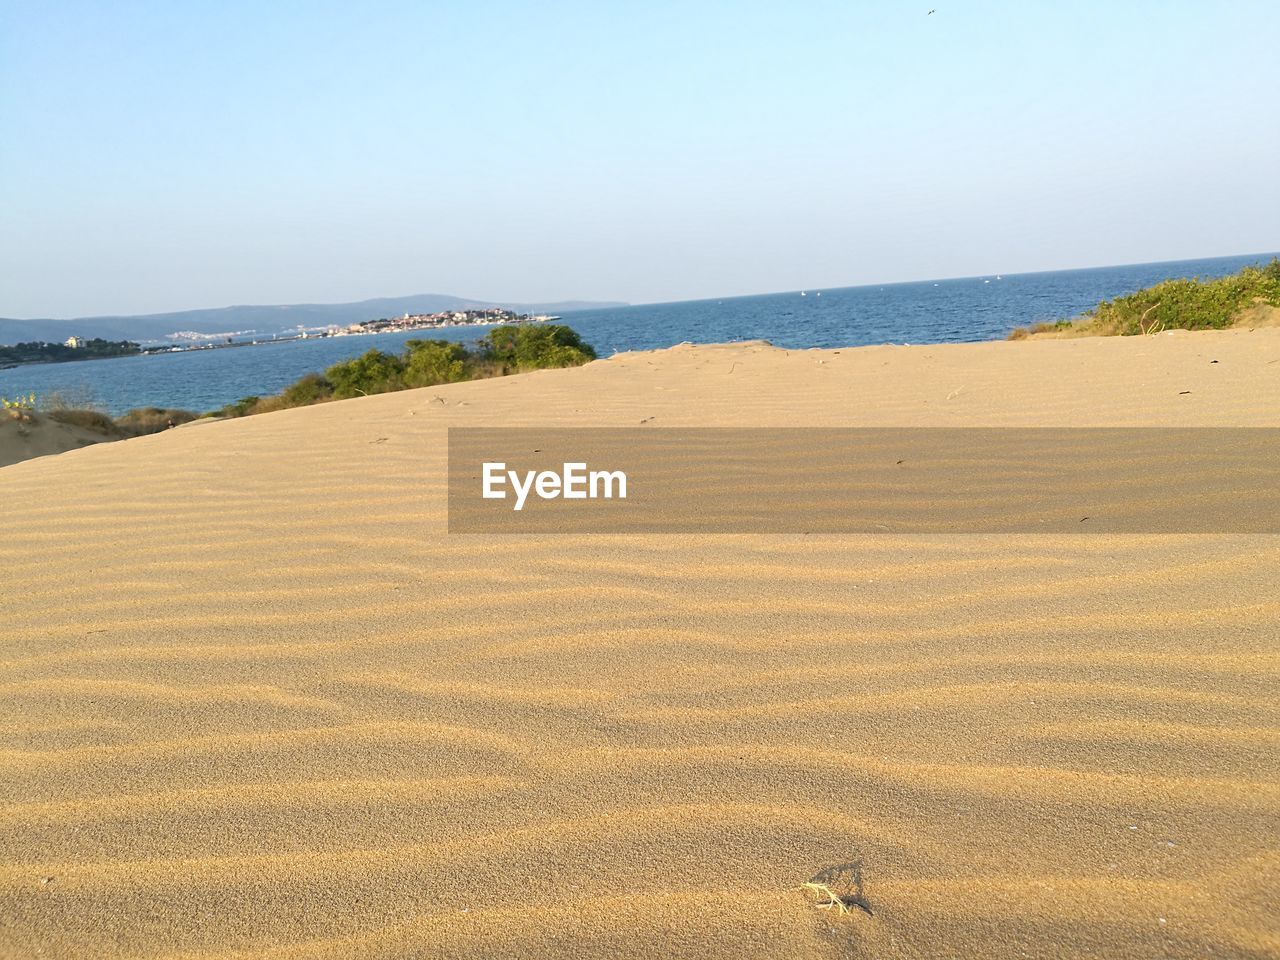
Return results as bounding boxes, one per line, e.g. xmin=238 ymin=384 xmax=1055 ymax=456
xmin=800 ymin=862 xmax=873 ymax=916
xmin=800 ymin=880 xmax=852 ymax=914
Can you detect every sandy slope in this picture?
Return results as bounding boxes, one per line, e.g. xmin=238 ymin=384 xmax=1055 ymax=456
xmin=0 ymin=329 xmax=1278 ymax=959
xmin=0 ymin=411 xmax=114 ymax=468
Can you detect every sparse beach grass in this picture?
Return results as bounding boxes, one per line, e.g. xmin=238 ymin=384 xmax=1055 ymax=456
xmin=1009 ymin=258 xmax=1280 ymax=339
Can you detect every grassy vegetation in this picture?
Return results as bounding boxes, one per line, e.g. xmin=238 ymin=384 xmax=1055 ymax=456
xmin=45 ymin=407 xmax=118 ymax=434
xmin=1 ymin=391 xmax=201 ymax=437
xmin=216 ymin=324 xmax=597 ymax=419
xmin=1007 ymin=320 xmax=1074 ymax=340
xmin=114 ymin=407 xmax=201 ymax=434
xmin=1009 ymin=258 xmax=1280 ymax=339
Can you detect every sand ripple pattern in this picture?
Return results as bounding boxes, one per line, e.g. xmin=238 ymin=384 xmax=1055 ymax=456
xmin=1 ymin=336 xmax=1279 ymax=959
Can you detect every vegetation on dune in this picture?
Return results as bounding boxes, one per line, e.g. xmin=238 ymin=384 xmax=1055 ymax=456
xmin=46 ymin=407 xmax=118 ymax=434
xmin=216 ymin=324 xmax=597 ymax=419
xmin=404 ymin=338 xmax=470 ymax=385
xmin=4 ymin=326 xmax=598 ymax=443
xmin=1 ymin=391 xmax=199 ymax=437
xmin=477 ymin=324 xmax=597 ymax=372
xmin=1009 ymin=258 xmax=1280 ymax=339
xmin=1007 ymin=320 xmax=1075 ymax=340
xmin=326 ymin=348 xmax=408 ymax=399
xmin=114 ymin=407 xmax=200 ymax=434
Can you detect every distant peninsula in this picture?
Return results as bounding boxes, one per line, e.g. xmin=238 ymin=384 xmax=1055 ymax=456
xmin=0 ymin=337 xmax=140 ymax=368
xmin=0 ymin=294 xmax=627 ymax=346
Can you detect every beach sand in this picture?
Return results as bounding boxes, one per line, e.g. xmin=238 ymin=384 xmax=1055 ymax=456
xmin=0 ymin=411 xmax=114 ymax=469
xmin=1 ymin=329 xmax=1278 ymax=959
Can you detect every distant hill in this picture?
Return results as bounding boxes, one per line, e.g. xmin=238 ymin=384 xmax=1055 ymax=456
xmin=0 ymin=295 xmax=627 ymax=345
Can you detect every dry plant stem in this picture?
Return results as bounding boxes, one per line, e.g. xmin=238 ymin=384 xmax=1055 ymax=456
xmin=799 ymin=881 xmax=851 ymax=915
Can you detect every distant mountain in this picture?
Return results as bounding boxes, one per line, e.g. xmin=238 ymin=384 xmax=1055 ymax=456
xmin=0 ymin=294 xmax=627 ymax=345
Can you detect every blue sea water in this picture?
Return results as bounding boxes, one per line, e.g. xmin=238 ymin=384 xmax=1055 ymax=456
xmin=3 ymin=252 xmax=1275 ymax=416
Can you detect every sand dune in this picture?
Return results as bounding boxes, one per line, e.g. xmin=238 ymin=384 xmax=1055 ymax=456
xmin=0 ymin=410 xmax=114 ymax=468
xmin=1 ymin=329 xmax=1278 ymax=958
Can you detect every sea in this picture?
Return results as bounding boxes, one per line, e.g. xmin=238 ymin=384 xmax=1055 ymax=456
xmin=3 ymin=252 xmax=1275 ymax=416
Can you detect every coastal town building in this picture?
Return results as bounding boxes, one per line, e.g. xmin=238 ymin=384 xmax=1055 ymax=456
xmin=332 ymin=309 xmax=560 ymax=338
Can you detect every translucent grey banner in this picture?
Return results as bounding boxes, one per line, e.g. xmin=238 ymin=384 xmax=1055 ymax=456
xmin=447 ymin=428 xmax=1280 ymax=534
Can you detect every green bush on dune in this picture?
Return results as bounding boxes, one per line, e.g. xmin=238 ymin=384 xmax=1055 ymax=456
xmin=215 ymin=324 xmax=597 ymax=419
xmin=476 ymin=324 xmax=597 ymax=372
xmin=1094 ymin=259 xmax=1280 ymax=335
xmin=326 ymin=348 xmax=407 ymax=399
xmin=404 ymin=339 xmax=471 ymax=386
xmin=219 ymin=396 xmax=262 ymax=418
xmin=1010 ymin=258 xmax=1280 ymax=338
xmin=280 ymin=373 xmax=332 ymax=406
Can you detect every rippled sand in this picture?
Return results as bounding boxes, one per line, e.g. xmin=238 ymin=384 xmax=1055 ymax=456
xmin=1 ymin=329 xmax=1278 ymax=959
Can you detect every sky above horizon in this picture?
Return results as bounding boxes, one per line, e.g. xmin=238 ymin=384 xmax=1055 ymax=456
xmin=2 ymin=1 xmax=1278 ymax=319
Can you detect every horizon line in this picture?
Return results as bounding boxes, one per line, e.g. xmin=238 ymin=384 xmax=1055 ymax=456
xmin=6 ymin=247 xmax=1277 ymax=323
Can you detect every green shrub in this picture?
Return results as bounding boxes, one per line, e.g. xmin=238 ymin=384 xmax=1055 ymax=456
xmin=404 ymin=339 xmax=470 ymax=386
xmin=219 ymin=396 xmax=261 ymax=418
xmin=477 ymin=325 xmax=597 ymax=372
xmin=1088 ymin=259 xmax=1280 ymax=335
xmin=325 ymin=349 xmax=405 ymax=398
xmin=279 ymin=373 xmax=333 ymax=407
xmin=209 ymin=324 xmax=596 ymax=419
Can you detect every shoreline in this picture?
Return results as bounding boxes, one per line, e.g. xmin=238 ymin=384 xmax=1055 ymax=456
xmin=5 ymin=251 xmax=1277 ymax=415
xmin=2 ymin=316 xmax=1273 ymax=419
xmin=4 ymin=324 xmax=1280 ymax=471
xmin=0 ymin=317 xmax=548 ymax=371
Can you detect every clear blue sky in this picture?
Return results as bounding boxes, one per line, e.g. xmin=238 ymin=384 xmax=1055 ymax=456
xmin=2 ymin=0 xmax=1277 ymax=318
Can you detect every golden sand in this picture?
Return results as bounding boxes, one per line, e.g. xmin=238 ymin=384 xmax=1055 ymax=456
xmin=1 ymin=329 xmax=1278 ymax=959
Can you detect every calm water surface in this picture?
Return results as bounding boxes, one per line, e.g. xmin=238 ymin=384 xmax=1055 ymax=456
xmin=3 ymin=253 xmax=1274 ymax=415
